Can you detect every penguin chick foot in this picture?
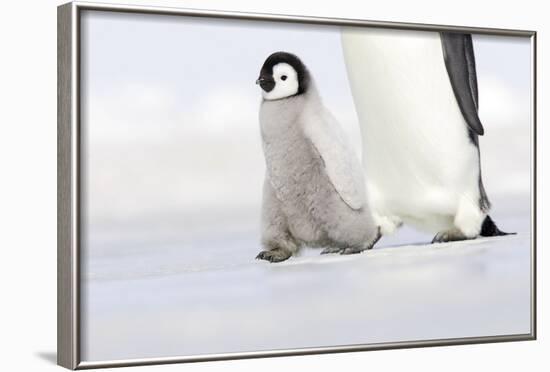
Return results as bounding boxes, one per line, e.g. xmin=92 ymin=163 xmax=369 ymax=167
xmin=320 ymin=247 xmax=344 ymax=255
xmin=432 ymin=229 xmax=473 ymax=244
xmin=340 ymin=247 xmax=365 ymax=255
xmin=327 ymin=228 xmax=382 ymax=255
xmin=256 ymin=248 xmax=292 ymax=263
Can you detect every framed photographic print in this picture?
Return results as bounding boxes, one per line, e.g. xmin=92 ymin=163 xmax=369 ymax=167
xmin=57 ymin=1 xmax=537 ymax=369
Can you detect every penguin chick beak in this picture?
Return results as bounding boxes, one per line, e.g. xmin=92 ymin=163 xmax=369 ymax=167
xmin=256 ymin=76 xmax=275 ymax=92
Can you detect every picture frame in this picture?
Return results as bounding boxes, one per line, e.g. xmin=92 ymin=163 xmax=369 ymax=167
xmin=58 ymin=1 xmax=537 ymax=369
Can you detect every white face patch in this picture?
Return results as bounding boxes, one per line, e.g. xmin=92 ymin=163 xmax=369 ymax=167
xmin=262 ymin=63 xmax=299 ymax=100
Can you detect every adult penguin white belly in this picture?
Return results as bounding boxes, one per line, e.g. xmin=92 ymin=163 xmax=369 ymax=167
xmin=341 ymin=28 xmax=510 ymax=242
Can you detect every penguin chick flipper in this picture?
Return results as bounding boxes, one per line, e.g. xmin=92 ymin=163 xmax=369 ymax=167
xmin=432 ymin=228 xmax=475 ymax=244
xmin=256 ymin=248 xmax=292 ymax=263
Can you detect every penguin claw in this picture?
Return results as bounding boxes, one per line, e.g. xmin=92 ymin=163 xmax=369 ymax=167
xmin=340 ymin=247 xmax=364 ymax=255
xmin=432 ymin=229 xmax=472 ymax=244
xmin=320 ymin=247 xmax=343 ymax=255
xmin=255 ymin=248 xmax=291 ymax=263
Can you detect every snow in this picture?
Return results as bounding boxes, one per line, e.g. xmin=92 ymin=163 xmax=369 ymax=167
xmin=81 ymin=196 xmax=532 ymax=362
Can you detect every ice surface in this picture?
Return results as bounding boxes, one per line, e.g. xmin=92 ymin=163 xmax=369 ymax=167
xmin=81 ymin=196 xmax=532 ymax=362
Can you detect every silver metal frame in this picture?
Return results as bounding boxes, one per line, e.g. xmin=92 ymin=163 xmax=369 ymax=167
xmin=57 ymin=1 xmax=537 ymax=369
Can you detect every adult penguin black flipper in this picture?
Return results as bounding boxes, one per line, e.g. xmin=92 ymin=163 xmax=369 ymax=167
xmin=441 ymin=33 xmax=484 ymax=136
xmin=441 ymin=32 xmax=514 ymax=238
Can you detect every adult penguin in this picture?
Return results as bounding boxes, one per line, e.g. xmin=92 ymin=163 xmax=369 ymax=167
xmin=341 ymin=28 xmax=510 ymax=242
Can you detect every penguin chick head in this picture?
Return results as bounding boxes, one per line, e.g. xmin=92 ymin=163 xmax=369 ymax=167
xmin=256 ymin=52 xmax=310 ymax=101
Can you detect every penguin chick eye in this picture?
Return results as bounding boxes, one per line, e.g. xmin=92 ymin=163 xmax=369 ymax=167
xmin=281 ymin=75 xmax=287 ymax=81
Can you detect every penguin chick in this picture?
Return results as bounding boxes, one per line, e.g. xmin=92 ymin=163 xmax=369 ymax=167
xmin=255 ymin=52 xmax=380 ymax=263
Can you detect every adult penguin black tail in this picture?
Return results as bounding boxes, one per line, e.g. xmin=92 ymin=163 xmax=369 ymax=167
xmin=480 ymin=215 xmax=515 ymax=237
